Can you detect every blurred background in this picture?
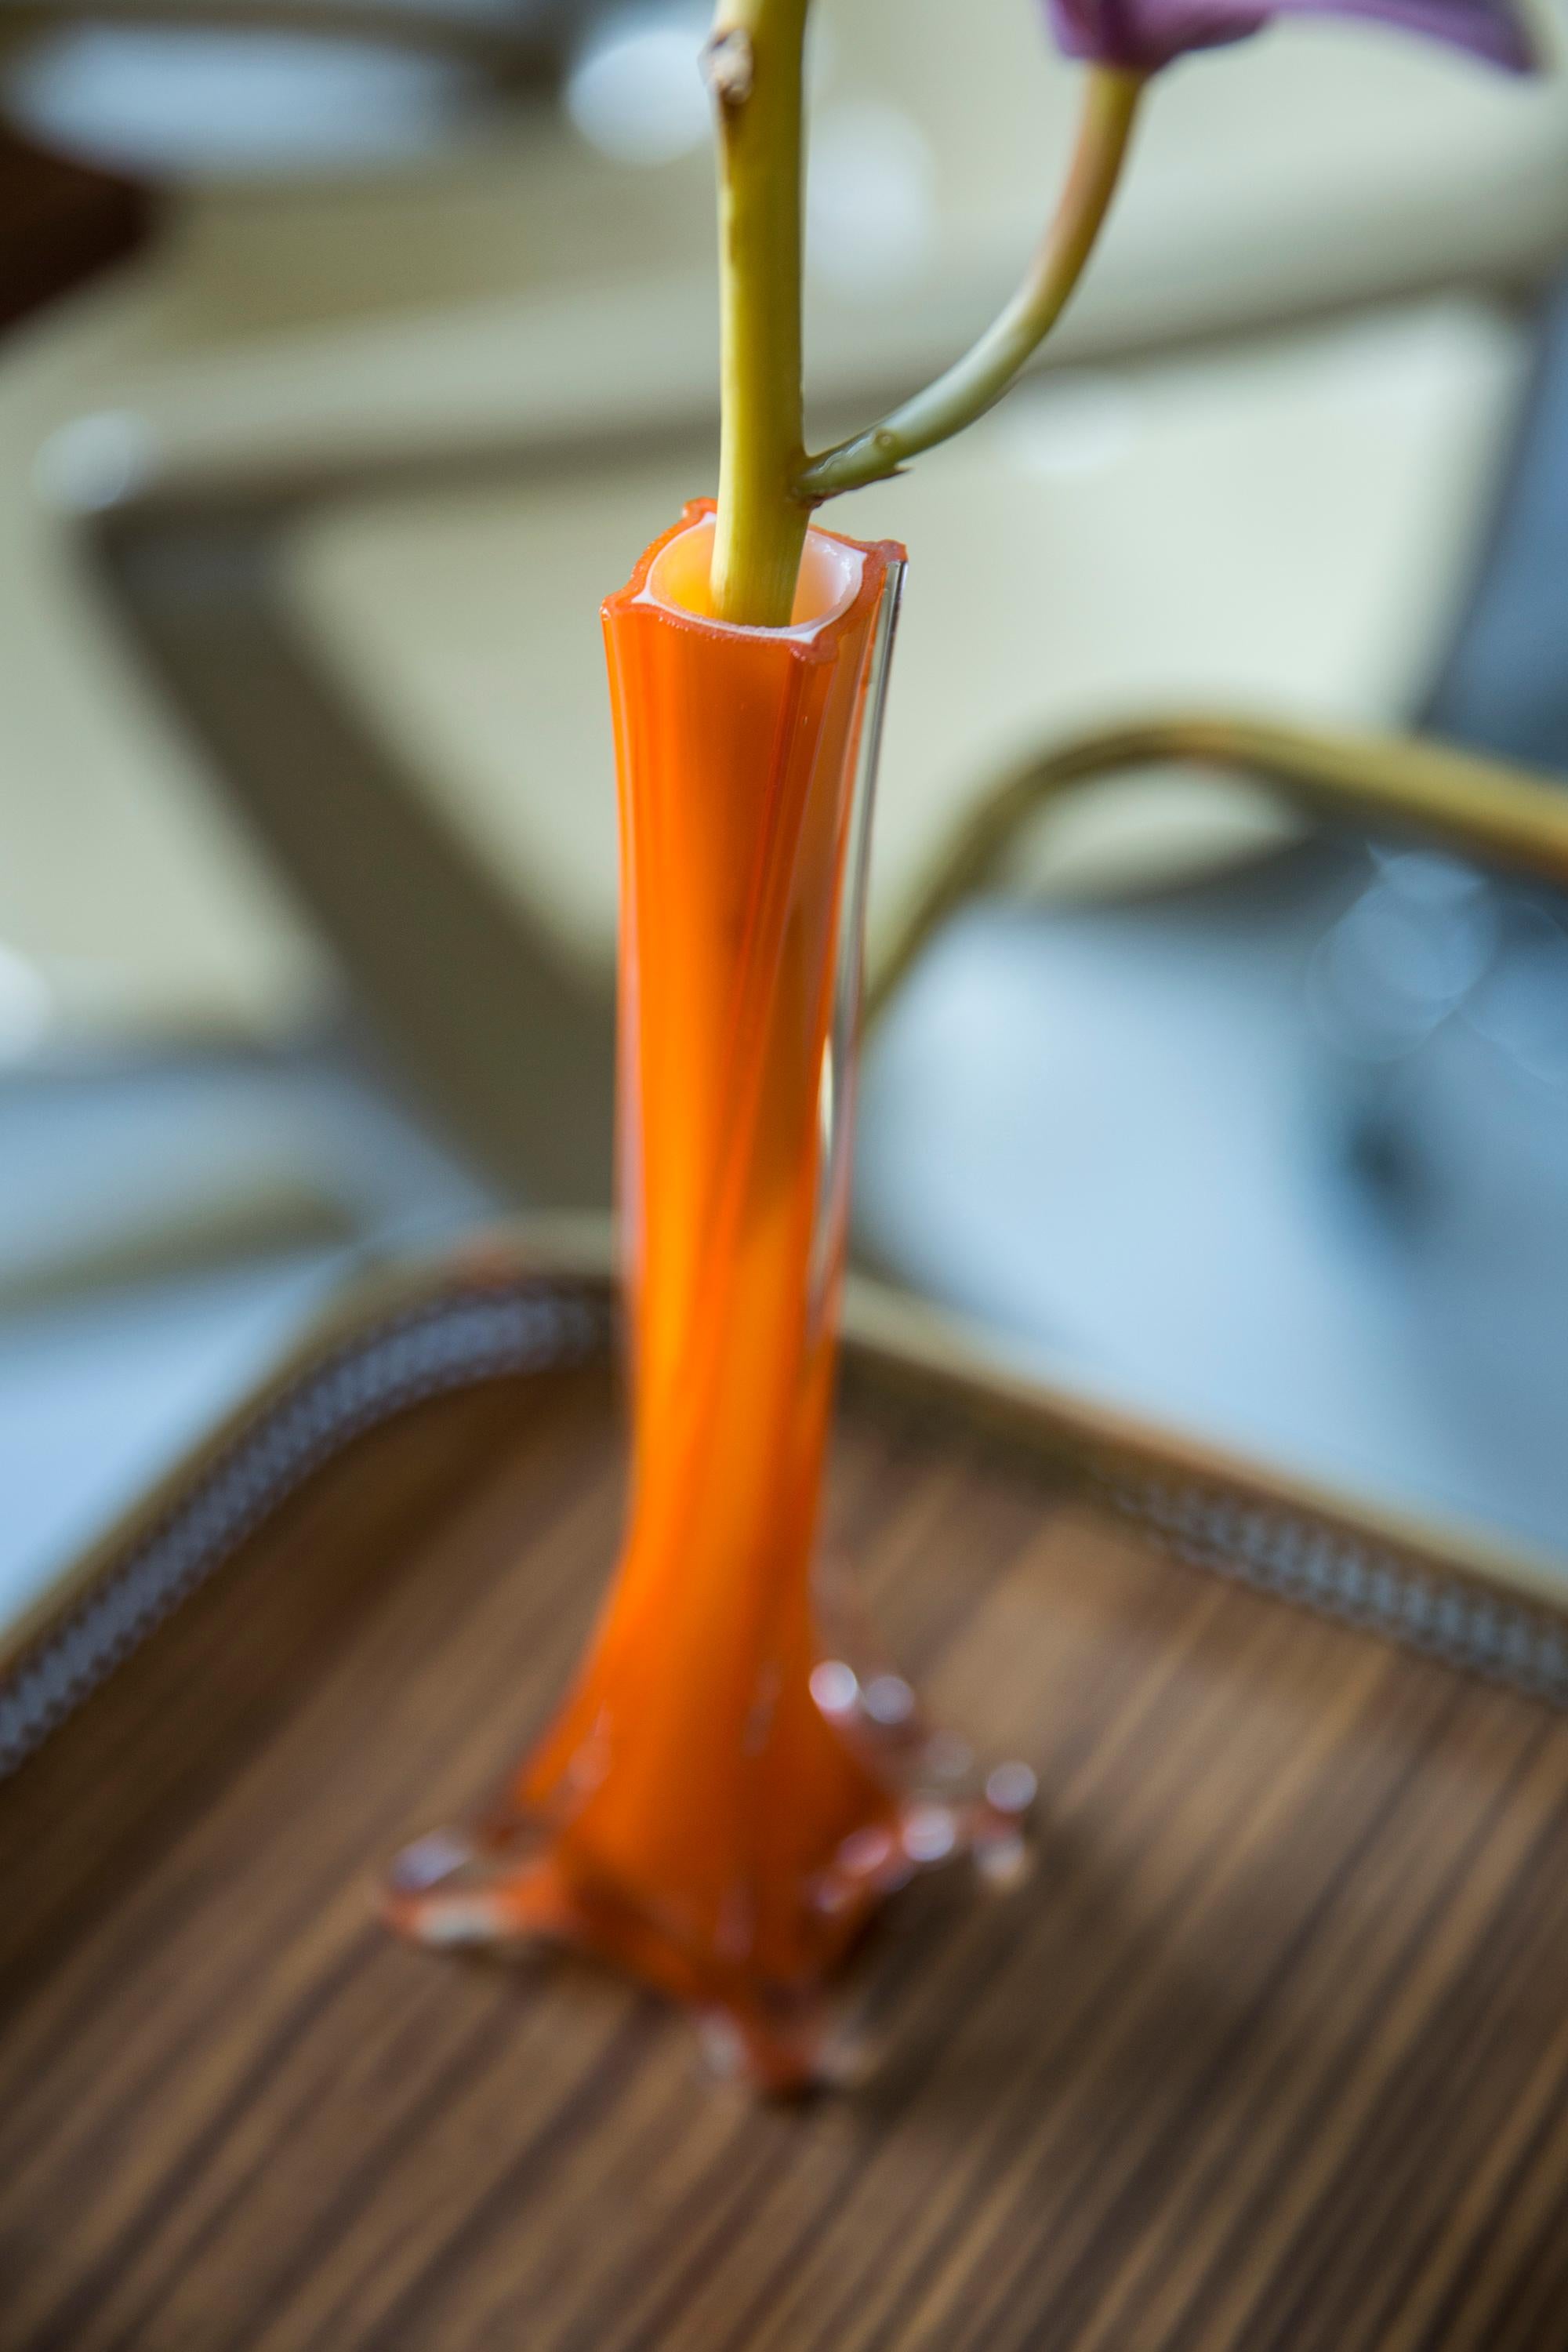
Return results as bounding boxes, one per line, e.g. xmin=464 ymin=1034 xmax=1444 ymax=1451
xmin=2 ymin=0 xmax=1567 ymax=1631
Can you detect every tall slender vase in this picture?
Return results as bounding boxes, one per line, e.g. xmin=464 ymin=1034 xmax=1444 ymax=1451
xmin=388 ymin=503 xmax=1029 ymax=2089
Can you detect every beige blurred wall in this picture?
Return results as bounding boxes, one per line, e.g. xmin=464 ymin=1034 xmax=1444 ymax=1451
xmin=2 ymin=0 xmax=1565 ymax=1052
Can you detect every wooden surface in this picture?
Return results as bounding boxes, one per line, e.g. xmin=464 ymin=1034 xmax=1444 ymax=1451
xmin=7 ymin=1356 xmax=1568 ymax=2351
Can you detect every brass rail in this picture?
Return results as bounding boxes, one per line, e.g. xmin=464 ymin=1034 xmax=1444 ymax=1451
xmin=867 ymin=713 xmax=1568 ymax=1023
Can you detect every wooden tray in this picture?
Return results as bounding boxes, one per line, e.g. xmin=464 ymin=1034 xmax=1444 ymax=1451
xmin=7 ymin=1237 xmax=1568 ymax=2352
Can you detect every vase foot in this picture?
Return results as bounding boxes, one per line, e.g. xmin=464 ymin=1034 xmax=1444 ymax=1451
xmin=383 ymin=1711 xmax=1034 ymax=2096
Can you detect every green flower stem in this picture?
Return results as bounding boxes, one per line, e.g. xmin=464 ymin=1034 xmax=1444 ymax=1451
xmin=707 ymin=0 xmax=812 ymax=626
xmin=866 ymin=712 xmax=1568 ymax=1024
xmin=797 ymin=66 xmax=1144 ymax=504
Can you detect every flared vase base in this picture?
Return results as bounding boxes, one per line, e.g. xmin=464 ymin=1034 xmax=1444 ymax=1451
xmin=383 ymin=1732 xmax=1034 ymax=2096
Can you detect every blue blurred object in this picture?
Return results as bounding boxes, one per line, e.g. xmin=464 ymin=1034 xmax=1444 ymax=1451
xmin=0 ymin=1040 xmax=494 ymax=1628
xmin=1428 ymin=279 xmax=1568 ymax=770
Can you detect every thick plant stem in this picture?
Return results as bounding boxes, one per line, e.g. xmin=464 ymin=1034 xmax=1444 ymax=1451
xmin=797 ymin=67 xmax=1143 ymax=503
xmin=707 ymin=0 xmax=811 ymax=626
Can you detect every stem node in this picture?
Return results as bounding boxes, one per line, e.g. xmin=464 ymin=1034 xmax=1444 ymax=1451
xmin=702 ymin=27 xmax=753 ymax=107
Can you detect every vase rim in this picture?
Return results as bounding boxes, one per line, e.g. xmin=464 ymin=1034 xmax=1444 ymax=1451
xmin=641 ymin=513 xmax=861 ymax=639
xmin=607 ymin=498 xmax=906 ymax=656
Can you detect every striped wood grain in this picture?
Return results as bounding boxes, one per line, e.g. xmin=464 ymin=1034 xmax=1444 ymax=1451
xmin=5 ymin=1359 xmax=1568 ymax=2351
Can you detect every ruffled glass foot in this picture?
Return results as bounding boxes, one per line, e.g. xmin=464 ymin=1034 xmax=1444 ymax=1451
xmin=385 ymin=1660 xmax=1034 ymax=2094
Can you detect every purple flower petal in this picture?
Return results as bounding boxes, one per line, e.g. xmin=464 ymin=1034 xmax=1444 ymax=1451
xmin=1045 ymin=0 xmax=1538 ymax=74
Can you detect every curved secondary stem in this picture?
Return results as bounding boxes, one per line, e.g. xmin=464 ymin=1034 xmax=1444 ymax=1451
xmin=797 ymin=66 xmax=1144 ymax=505
xmin=707 ymin=0 xmax=812 ymax=626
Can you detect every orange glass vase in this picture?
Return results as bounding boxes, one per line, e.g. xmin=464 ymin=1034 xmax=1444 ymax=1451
xmin=387 ymin=503 xmax=1030 ymax=2088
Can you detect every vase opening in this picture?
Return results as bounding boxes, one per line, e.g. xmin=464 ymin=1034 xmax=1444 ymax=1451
xmin=642 ymin=510 xmax=863 ymax=633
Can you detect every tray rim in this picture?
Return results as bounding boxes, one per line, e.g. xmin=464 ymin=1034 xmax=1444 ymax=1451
xmin=5 ymin=1213 xmax=1568 ymax=1769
